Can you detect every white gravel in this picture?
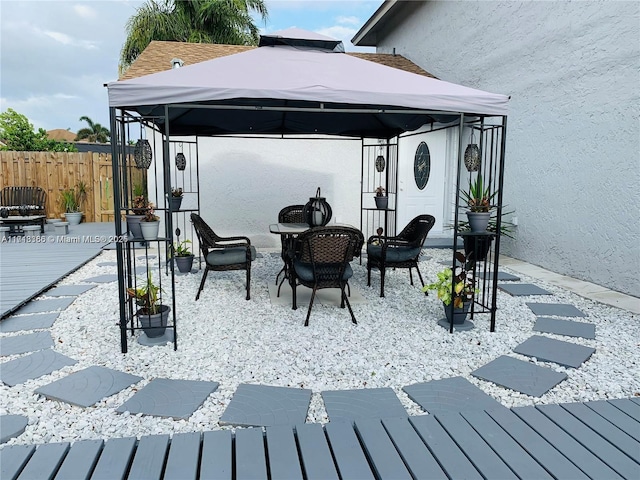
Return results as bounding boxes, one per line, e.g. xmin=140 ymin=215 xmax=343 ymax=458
xmin=1 ymin=248 xmax=638 ymax=446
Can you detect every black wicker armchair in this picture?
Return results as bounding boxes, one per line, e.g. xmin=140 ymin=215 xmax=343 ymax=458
xmin=291 ymin=226 xmax=364 ymax=326
xmin=191 ymin=213 xmax=256 ymax=301
xmin=275 ymin=205 xmax=306 ymax=294
xmin=366 ymin=214 xmax=436 ymax=297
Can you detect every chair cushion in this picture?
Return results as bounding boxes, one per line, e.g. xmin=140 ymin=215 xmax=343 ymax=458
xmin=293 ymin=261 xmax=353 ymax=282
xmin=367 ymin=244 xmax=421 ymax=263
xmin=206 ymin=246 xmax=256 ymax=266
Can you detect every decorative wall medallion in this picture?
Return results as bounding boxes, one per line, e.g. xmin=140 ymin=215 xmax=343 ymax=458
xmin=175 ymin=153 xmax=186 ymax=171
xmin=375 ymin=154 xmax=386 ymax=172
xmin=414 ymin=141 xmax=431 ymax=190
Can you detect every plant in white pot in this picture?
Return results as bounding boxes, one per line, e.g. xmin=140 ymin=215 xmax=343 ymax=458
xmin=460 ymin=174 xmax=496 ymax=232
xmin=423 ymin=251 xmax=476 ymax=325
xmin=60 ymin=181 xmax=87 ymax=225
xmin=139 ymin=203 xmax=160 ymax=241
xmin=374 ymin=186 xmax=388 ymax=209
xmin=126 ymin=272 xmax=169 ymax=338
xmin=172 ymin=239 xmax=194 ymax=273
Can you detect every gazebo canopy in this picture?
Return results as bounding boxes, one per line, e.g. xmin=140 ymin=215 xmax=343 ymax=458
xmin=107 ymin=29 xmax=508 ymax=138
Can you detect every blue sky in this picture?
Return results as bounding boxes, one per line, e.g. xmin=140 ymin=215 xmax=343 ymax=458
xmin=0 ymin=0 xmax=380 ymax=135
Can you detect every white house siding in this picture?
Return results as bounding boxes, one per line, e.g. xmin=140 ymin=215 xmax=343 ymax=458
xmin=370 ymin=0 xmax=639 ymax=296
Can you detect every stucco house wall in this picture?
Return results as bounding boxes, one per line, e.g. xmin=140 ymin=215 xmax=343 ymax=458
xmin=363 ymin=0 xmax=639 ymax=296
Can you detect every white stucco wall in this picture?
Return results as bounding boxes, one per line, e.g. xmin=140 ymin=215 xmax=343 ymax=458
xmin=373 ymin=0 xmax=640 ymax=296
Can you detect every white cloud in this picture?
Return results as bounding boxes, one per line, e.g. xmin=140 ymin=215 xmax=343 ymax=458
xmin=74 ymin=4 xmax=97 ymax=19
xmin=42 ymin=30 xmax=99 ymax=50
xmin=318 ymin=25 xmax=357 ymax=41
xmin=336 ymin=15 xmax=359 ymax=25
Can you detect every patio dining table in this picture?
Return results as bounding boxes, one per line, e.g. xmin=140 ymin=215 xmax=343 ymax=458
xmin=269 ymin=223 xmax=310 ymax=300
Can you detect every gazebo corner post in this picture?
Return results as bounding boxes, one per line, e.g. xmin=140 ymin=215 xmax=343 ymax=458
xmin=489 ymin=115 xmax=508 ymax=332
xmin=163 ymin=105 xmax=178 ymax=351
xmin=110 ymin=107 xmax=127 ymax=354
xmin=449 ymin=113 xmax=466 ymax=333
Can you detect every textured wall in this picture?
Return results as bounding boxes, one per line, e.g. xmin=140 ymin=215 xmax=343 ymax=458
xmin=375 ymin=0 xmax=639 ymax=296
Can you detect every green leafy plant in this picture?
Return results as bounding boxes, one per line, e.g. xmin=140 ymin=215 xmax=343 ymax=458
xmin=173 ymin=239 xmax=192 ymax=257
xmin=460 ymin=174 xmax=497 ymax=212
xmin=60 ymin=182 xmax=87 ymax=213
xmin=422 ymin=252 xmax=475 ymax=308
xmin=126 ymin=271 xmax=162 ymax=314
xmin=171 ymin=187 xmax=183 ymax=197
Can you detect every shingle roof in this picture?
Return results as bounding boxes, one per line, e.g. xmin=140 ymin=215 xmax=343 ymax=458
xmin=119 ymin=41 xmax=436 ymax=80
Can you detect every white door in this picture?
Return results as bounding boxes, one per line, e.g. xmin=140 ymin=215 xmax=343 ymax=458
xmin=397 ymin=129 xmax=448 ymax=235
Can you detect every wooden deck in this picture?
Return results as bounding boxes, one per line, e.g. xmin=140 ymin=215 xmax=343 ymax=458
xmin=2 ymin=399 xmax=639 ymax=480
xmin=0 ymin=222 xmax=116 ymax=318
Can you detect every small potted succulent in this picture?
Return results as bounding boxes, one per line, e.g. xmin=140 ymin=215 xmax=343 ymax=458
xmin=126 ymin=271 xmax=169 ymax=338
xmin=169 ymin=187 xmax=183 ymax=211
xmin=460 ymin=174 xmax=497 ymax=232
xmin=139 ymin=203 xmax=160 ymax=241
xmin=374 ymin=186 xmax=388 ymax=209
xmin=423 ymin=251 xmax=476 ymax=324
xmin=172 ymin=239 xmax=194 ymax=273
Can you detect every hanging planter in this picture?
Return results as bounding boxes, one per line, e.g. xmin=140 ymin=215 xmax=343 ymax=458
xmin=302 ymin=187 xmax=332 ymax=227
xmin=134 ymin=139 xmax=152 ymax=169
xmin=464 ymin=130 xmax=480 ymax=172
xmin=175 ymin=152 xmax=186 ymax=171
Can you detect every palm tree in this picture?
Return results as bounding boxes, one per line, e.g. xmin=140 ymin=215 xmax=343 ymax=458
xmin=119 ymin=0 xmax=268 ymax=74
xmin=76 ymin=116 xmax=110 ymax=143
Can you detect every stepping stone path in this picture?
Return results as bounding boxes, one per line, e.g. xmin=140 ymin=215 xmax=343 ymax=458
xmin=0 ymin=268 xmax=603 ymax=445
xmin=480 ymin=271 xmax=521 ymax=281
xmin=116 ymin=378 xmax=219 ymax=419
xmin=220 ymin=384 xmax=312 ymax=427
xmin=321 ymin=388 xmax=408 ymax=422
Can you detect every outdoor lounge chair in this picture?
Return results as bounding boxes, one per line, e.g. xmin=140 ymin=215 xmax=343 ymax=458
xmin=291 ymin=226 xmax=364 ymax=326
xmin=191 ymin=213 xmax=256 ymax=301
xmin=367 ymin=214 xmax=436 ymax=297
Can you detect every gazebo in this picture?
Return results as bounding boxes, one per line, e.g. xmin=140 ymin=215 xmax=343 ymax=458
xmin=107 ymin=30 xmax=509 ymax=352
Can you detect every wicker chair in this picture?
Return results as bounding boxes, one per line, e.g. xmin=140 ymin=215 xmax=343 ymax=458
xmin=366 ymin=214 xmax=436 ymax=297
xmin=191 ymin=213 xmax=256 ymax=301
xmin=275 ymin=205 xmax=306 ymax=295
xmin=291 ymin=226 xmax=364 ymax=326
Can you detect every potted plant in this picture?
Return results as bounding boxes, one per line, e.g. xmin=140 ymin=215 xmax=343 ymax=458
xmin=423 ymin=251 xmax=476 ymax=324
xmin=374 ymin=186 xmax=388 ymax=209
xmin=60 ymin=182 xmax=87 ymax=225
xmin=172 ymin=239 xmax=194 ymax=273
xmin=126 ymin=271 xmax=169 ymax=338
xmin=126 ymin=183 xmax=148 ymax=240
xmin=460 ymin=174 xmax=497 ymax=232
xmin=139 ymin=203 xmax=160 ymax=241
xmin=169 ymin=187 xmax=183 ymax=211
xmin=457 ymin=212 xmax=515 ymax=262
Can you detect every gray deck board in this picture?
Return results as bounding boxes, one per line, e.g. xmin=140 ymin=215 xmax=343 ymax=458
xmin=15 ymin=441 xmax=68 ymax=480
xmin=513 ymin=406 xmax=624 ymax=479
xmin=8 ymin=398 xmax=640 ymax=480
xmin=325 ymin=422 xmax=375 ymax=480
xmin=409 ymin=414 xmax=483 ymax=479
xmin=381 ymin=417 xmax=447 ymax=480
xmin=608 ymin=398 xmax=640 ymax=421
xmin=295 ymin=423 xmax=339 ymax=480
xmin=354 ymin=419 xmax=412 ymax=480
xmin=536 ymin=404 xmax=640 ymax=479
xmin=0 ymin=444 xmax=35 ymax=480
xmin=585 ymin=400 xmax=640 ymax=442
xmin=54 ymin=439 xmax=103 ymax=480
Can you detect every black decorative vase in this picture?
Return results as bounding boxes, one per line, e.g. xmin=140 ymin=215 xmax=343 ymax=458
xmin=463 ymin=235 xmax=494 ymax=262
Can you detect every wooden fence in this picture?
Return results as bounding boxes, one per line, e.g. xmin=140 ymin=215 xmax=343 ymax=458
xmin=0 ymin=151 xmax=144 ymax=222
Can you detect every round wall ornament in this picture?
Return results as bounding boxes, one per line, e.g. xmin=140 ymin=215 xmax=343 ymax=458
xmin=375 ymin=154 xmax=386 ymax=172
xmin=414 ymin=141 xmax=431 ymax=190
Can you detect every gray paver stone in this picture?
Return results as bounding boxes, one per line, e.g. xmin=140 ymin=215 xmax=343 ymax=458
xmin=1 ymin=331 xmax=54 ymax=356
xmin=499 ymin=284 xmax=552 ymax=296
xmin=322 ymin=387 xmax=407 ymax=422
xmin=0 ymin=415 xmax=28 ymax=443
xmin=82 ymin=274 xmax=118 ymax=283
xmin=514 ymin=335 xmax=596 ymax=368
xmin=533 ymin=317 xmax=596 ymax=339
xmin=35 ymin=366 xmax=143 ymax=407
xmin=219 ymin=384 xmax=312 ymax=427
xmin=471 ymin=355 xmax=567 ymax=397
xmin=0 ymin=350 xmax=77 ymax=386
xmin=0 ymin=313 xmax=59 ymax=333
xmin=480 ymin=271 xmax=521 ymax=281
xmin=14 ymin=297 xmax=76 ymax=315
xmin=45 ymin=285 xmax=95 ymax=297
xmin=403 ymin=377 xmax=504 ymax=415
xmin=526 ymin=303 xmax=586 ymax=317
xmin=116 ymin=378 xmax=218 ymax=419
